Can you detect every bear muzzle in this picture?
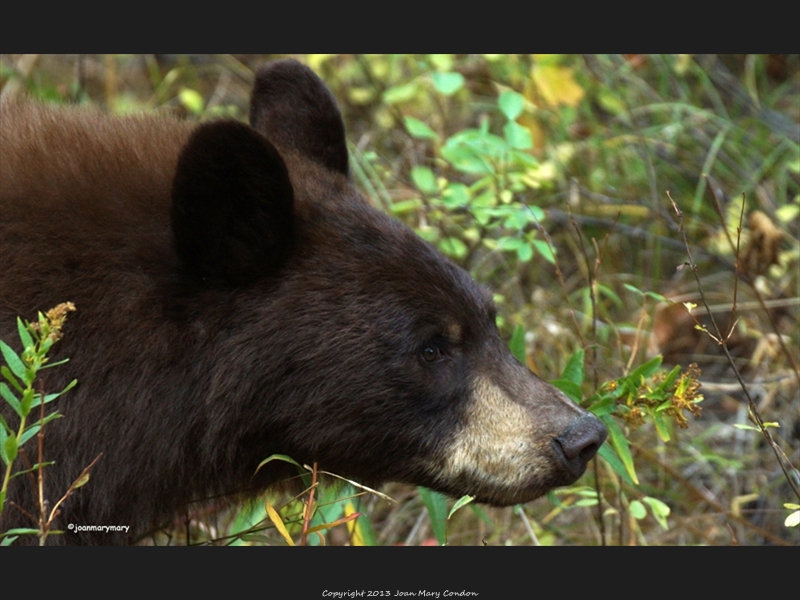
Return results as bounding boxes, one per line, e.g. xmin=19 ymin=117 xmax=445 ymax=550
xmin=552 ymin=413 xmax=608 ymax=482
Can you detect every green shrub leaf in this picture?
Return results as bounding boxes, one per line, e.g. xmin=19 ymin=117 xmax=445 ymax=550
xmin=0 ymin=341 xmax=26 ymax=381
xmin=498 ymin=90 xmax=525 ymax=121
xmin=432 ymin=72 xmax=464 ymax=96
xmin=404 ymin=116 xmax=438 ymax=141
xmin=509 ymin=324 xmax=526 ymax=363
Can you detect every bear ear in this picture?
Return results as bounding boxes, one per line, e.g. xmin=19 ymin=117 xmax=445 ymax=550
xmin=249 ymin=59 xmax=349 ymax=176
xmin=171 ymin=120 xmax=295 ymax=285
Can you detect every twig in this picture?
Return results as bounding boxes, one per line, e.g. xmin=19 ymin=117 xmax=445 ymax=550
xmin=299 ymin=462 xmax=319 ymax=546
xmin=525 ymin=201 xmax=605 ymax=544
xmin=667 ymin=191 xmax=800 ymax=502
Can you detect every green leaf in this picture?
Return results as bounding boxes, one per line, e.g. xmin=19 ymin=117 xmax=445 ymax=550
xmin=19 ymin=413 xmax=61 ymax=446
xmin=41 ymin=379 xmax=77 ymax=405
xmin=645 ymin=291 xmax=668 ymax=302
xmin=178 ymin=88 xmax=204 ymax=114
xmin=503 ymin=121 xmax=533 ymax=150
xmin=2 ymin=527 xmax=39 ymax=535
xmin=629 ymin=499 xmax=646 ymax=519
xmin=597 ymin=284 xmax=623 ymax=309
xmin=1 ymin=383 xmax=21 ymax=417
xmin=255 ymin=453 xmax=304 ymax=474
xmin=622 ymin=284 xmax=668 ymax=303
xmin=439 ymin=237 xmax=468 ymax=260
xmin=602 ymin=415 xmax=639 ymax=484
xmin=597 ymin=89 xmax=627 ymax=116
xmin=0 ymin=340 xmax=26 ymax=381
xmin=16 ymin=318 xmax=34 ymax=352
xmin=587 ymin=395 xmax=616 ymax=417
xmin=8 ymin=460 xmax=56 ymax=480
xmin=442 ymin=130 xmax=506 ymax=175
xmin=497 ymin=236 xmax=521 ymax=253
xmin=441 ymin=146 xmax=494 ymax=175
xmin=509 ymin=324 xmax=526 ymax=363
xmin=502 ymin=207 xmax=530 ymax=230
xmin=733 ymin=424 xmax=758 ymax=431
xmin=404 ymin=116 xmax=438 ymax=141
xmin=447 ymin=495 xmax=475 ymax=519
xmin=432 ymin=72 xmax=464 ymax=96
xmin=0 ymin=425 xmax=8 ymax=465
xmin=1 ymin=366 xmax=23 ymax=393
xmin=734 ymin=423 xmax=779 ymax=431
xmin=509 ymin=149 xmax=538 ymax=169
xmin=72 ymin=470 xmax=92 ymax=490
xmin=551 ymin=379 xmax=582 ymax=403
xmin=659 ymin=365 xmax=681 ymax=391
xmin=516 ymin=242 xmax=533 ymax=262
xmin=473 ymin=207 xmax=492 ymax=227
xmin=0 ymin=412 xmax=12 ymax=435
xmin=383 ymin=81 xmax=421 ymax=105
xmin=441 ymin=183 xmax=470 ymax=209
xmin=19 ymin=424 xmax=41 ymax=446
xmin=4 ymin=433 xmax=18 ymax=463
xmin=597 ymin=443 xmax=635 ymax=486
xmin=417 ymin=487 xmax=448 ymax=545
xmin=561 ymin=349 xmax=585 ymax=385
xmin=498 ymin=90 xmax=525 ymax=121
xmin=410 ymin=166 xmax=437 ymax=194
xmin=40 ymin=357 xmax=70 ymax=370
xmin=653 ymin=414 xmax=672 ymax=442
xmin=469 ymin=503 xmax=494 ymax=527
xmin=531 ymin=239 xmax=555 ymax=264
xmin=628 ymin=355 xmax=663 ymax=383
xmin=389 ymin=198 xmax=423 ymax=216
xmin=642 ymin=496 xmax=671 ymax=530
xmin=20 ymin=387 xmax=34 ymax=415
xmin=574 ymin=498 xmax=599 ymax=507
xmin=526 ymin=204 xmax=546 ymax=221
xmin=623 ymin=283 xmax=644 ymax=298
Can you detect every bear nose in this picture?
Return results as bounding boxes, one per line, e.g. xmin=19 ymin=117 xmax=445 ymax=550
xmin=552 ymin=415 xmax=608 ymax=480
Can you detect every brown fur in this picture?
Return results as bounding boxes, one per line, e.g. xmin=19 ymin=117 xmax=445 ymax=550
xmin=0 ymin=60 xmax=605 ymax=544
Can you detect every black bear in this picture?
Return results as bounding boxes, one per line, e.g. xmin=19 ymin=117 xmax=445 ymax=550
xmin=0 ymin=60 xmax=606 ymax=545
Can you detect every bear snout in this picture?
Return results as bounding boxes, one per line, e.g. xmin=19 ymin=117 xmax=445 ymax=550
xmin=551 ymin=414 xmax=608 ymax=481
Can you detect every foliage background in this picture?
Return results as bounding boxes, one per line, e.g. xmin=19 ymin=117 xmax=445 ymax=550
xmin=1 ymin=54 xmax=798 ymax=545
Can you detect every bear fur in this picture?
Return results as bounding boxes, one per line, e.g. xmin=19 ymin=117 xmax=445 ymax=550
xmin=0 ymin=60 xmax=606 ymax=545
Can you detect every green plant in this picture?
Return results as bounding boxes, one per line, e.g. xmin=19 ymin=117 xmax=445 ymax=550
xmin=217 ymin=456 xmax=388 ymax=546
xmin=0 ymin=303 xmax=78 ymax=545
xmin=401 ymin=89 xmax=555 ymax=265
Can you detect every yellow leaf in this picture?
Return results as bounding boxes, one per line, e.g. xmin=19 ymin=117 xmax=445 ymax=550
xmin=345 ymin=501 xmax=366 ymax=546
xmin=72 ymin=472 xmax=91 ymax=489
xmin=531 ymin=65 xmax=584 ymax=108
xmin=265 ymin=501 xmax=294 ymax=546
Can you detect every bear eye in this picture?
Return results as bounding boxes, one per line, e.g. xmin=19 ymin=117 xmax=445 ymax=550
xmin=421 ymin=343 xmax=444 ymax=363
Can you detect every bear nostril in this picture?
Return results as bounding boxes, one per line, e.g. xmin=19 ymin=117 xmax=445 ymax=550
xmin=552 ymin=415 xmax=608 ymax=480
